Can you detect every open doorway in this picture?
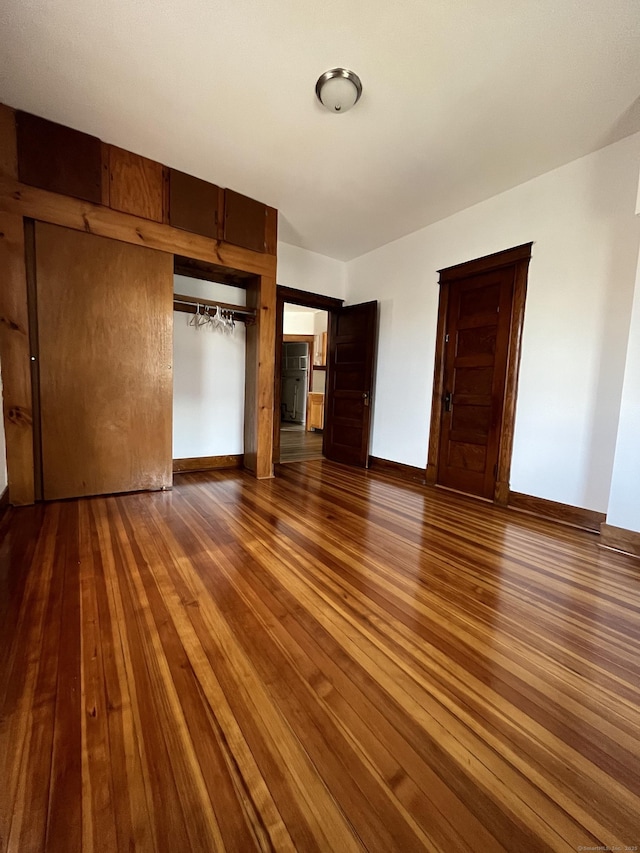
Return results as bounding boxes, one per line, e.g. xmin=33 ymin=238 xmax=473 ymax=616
xmin=279 ymin=304 xmax=328 ymax=463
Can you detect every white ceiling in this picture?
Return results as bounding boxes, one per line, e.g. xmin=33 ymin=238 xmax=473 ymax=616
xmin=1 ymin=0 xmax=639 ymax=261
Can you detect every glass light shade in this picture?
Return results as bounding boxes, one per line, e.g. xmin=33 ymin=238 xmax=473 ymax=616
xmin=319 ymin=77 xmax=359 ymax=112
xmin=316 ymin=68 xmax=362 ymax=113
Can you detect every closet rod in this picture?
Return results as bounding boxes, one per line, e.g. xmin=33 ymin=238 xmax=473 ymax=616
xmin=173 ymin=292 xmax=256 ymax=319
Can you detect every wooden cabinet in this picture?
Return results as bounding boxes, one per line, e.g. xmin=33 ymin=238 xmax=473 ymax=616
xmin=169 ymin=169 xmax=222 ymax=239
xmin=10 ymin=106 xmax=278 ymax=254
xmin=307 ymin=393 xmax=325 ymax=431
xmin=224 ymin=189 xmax=267 ymax=252
xmin=16 ymin=111 xmax=102 ymax=203
xmin=108 ymin=146 xmax=164 ymax=221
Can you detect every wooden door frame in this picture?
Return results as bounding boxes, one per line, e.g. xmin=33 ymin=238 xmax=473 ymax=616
xmin=426 ymin=242 xmax=532 ymax=506
xmin=274 ymin=286 xmax=343 ymax=465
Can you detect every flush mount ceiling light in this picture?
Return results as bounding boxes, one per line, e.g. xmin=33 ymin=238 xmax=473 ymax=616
xmin=315 ymin=68 xmax=363 ymax=113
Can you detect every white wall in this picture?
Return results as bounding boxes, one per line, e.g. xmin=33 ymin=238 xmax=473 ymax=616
xmin=277 ymin=242 xmax=346 ymax=300
xmin=283 ymin=309 xmax=315 ymax=335
xmin=173 ymin=275 xmax=245 ymax=459
xmin=346 ymin=133 xmax=640 ymax=513
xmin=606 ymin=243 xmax=640 ymax=532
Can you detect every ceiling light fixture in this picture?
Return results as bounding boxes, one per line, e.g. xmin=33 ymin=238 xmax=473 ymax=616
xmin=315 ymin=68 xmax=362 ymax=113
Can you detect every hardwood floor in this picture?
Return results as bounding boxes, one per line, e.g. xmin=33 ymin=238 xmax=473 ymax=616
xmin=1 ymin=460 xmax=640 ymax=852
xmin=279 ymin=423 xmax=323 ymax=463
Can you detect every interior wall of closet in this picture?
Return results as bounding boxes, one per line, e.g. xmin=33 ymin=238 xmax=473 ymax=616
xmin=173 ymin=274 xmax=246 ymax=465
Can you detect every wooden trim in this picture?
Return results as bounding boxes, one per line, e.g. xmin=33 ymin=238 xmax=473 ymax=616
xmin=439 ymin=242 xmax=533 ymax=282
xmin=599 ymin=523 xmax=640 ymax=558
xmin=0 ymin=104 xmax=18 ymax=179
xmin=508 ymin=491 xmax=605 ymax=533
xmin=495 ymin=255 xmax=530 ymax=506
xmin=426 ymin=277 xmax=449 ymax=487
xmin=0 ymin=177 xmax=276 ymax=279
xmin=0 ymin=211 xmax=34 ymax=505
xmin=244 ymin=273 xmax=276 ymax=479
xmin=427 ymin=243 xmax=532 ymax=504
xmin=0 ymin=485 xmax=9 ymax=515
xmin=369 ymin=456 xmax=426 ymax=484
xmin=265 ymin=206 xmax=278 ymax=256
xmin=24 ymin=220 xmax=43 ymax=501
xmin=100 ymin=142 xmax=110 ymax=207
xmin=275 ymin=287 xmax=341 ymax=465
xmin=277 ymin=285 xmax=343 ymax=312
xmin=174 ymin=254 xmax=253 ymax=288
xmin=173 ymin=454 xmax=244 ymax=474
xmin=273 ymin=291 xmax=284 ymax=463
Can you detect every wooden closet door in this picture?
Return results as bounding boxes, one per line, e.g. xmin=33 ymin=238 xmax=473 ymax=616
xmin=35 ymin=222 xmax=173 ymax=500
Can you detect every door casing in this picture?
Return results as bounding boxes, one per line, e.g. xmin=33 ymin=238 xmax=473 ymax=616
xmin=274 ymin=286 xmax=343 ymax=465
xmin=426 ymin=243 xmax=532 ymax=505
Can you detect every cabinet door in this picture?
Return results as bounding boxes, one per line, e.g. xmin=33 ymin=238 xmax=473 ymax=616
xmin=109 ymin=146 xmax=164 ymax=221
xmin=16 ymin=111 xmax=102 ymax=203
xmin=35 ymin=222 xmax=173 ymax=499
xmin=169 ymin=169 xmax=222 ymax=238
xmin=223 ymin=189 xmax=266 ymax=252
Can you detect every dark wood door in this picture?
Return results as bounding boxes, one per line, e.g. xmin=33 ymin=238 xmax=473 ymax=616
xmin=35 ymin=222 xmax=174 ymax=500
xmin=437 ymin=268 xmax=515 ymax=498
xmin=324 ymin=301 xmax=377 ymax=467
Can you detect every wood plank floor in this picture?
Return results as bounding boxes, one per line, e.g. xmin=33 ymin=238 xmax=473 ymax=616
xmin=1 ymin=460 xmax=640 ymax=852
xmin=279 ymin=424 xmax=324 ymax=463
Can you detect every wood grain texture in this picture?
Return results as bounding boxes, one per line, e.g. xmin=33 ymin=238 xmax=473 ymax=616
xmin=108 ymin=146 xmax=164 ymax=222
xmin=172 ymin=455 xmax=244 ymax=473
xmin=169 ymin=169 xmax=220 ymax=239
xmin=244 ymin=274 xmax=276 ymax=479
xmin=0 ymin=177 xmax=276 ymax=278
xmin=279 ymin=425 xmax=323 ymax=462
xmin=1 ymin=461 xmax=640 ymax=852
xmin=426 ymin=275 xmax=449 ymax=486
xmin=265 ymin=206 xmax=278 ymax=256
xmin=600 ymin=523 xmax=640 ymax=557
xmin=439 ymin=242 xmax=533 ymax=280
xmin=0 ymin=104 xmax=17 ymax=179
xmin=16 ymin=112 xmax=102 ymax=204
xmin=494 ymin=254 xmax=530 ymax=506
xmin=437 ymin=268 xmax=514 ymax=500
xmin=224 ymin=189 xmax=266 ymax=253
xmin=306 ymin=393 xmax=325 ymax=431
xmin=324 ymin=301 xmax=377 ymax=468
xmin=509 ymin=490 xmax=606 ymax=532
xmin=429 ymin=244 xmax=532 ymax=504
xmin=35 ymin=222 xmax=174 ymax=499
xmin=0 ymin=212 xmax=34 ymax=505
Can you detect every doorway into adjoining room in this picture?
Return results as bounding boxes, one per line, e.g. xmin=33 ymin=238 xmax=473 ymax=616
xmin=279 ymin=303 xmax=328 ymax=463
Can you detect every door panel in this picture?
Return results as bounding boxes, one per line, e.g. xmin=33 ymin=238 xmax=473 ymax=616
xmin=35 ymin=222 xmax=173 ymax=500
xmin=324 ymin=301 xmax=377 ymax=467
xmin=437 ymin=268 xmax=514 ymax=499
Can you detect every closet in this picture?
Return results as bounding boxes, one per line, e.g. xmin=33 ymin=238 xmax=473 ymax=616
xmin=0 ymin=102 xmax=278 ymax=505
xmin=172 ymin=275 xmax=252 ymax=470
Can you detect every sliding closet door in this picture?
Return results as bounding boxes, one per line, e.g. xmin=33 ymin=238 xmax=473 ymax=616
xmin=35 ymin=222 xmax=173 ymax=500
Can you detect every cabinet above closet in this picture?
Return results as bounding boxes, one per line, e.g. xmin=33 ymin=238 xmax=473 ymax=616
xmin=11 ymin=107 xmax=277 ymax=254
